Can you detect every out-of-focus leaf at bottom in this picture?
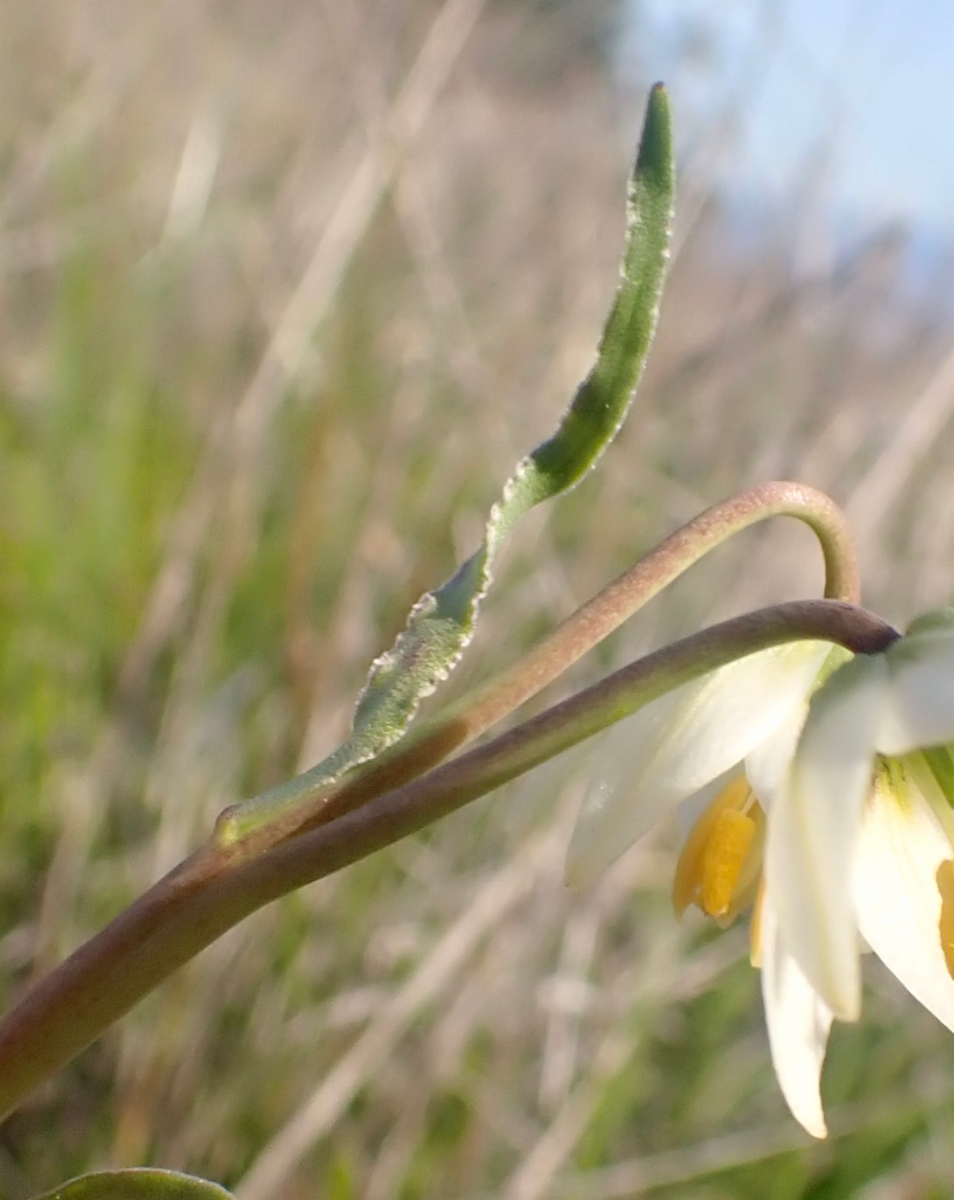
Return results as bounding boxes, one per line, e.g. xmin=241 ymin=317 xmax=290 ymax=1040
xmin=29 ymin=1168 xmax=234 ymax=1200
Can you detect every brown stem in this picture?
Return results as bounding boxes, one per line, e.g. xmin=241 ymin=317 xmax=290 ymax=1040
xmin=0 ymin=598 xmax=892 ymax=1120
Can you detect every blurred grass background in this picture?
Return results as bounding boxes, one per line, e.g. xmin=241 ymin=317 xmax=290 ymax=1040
xmin=2 ymin=1 xmax=954 ymax=1197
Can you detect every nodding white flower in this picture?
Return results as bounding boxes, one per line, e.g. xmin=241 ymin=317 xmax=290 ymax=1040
xmin=566 ymin=609 xmax=954 ymax=1140
xmin=763 ymin=608 xmax=954 ymax=1137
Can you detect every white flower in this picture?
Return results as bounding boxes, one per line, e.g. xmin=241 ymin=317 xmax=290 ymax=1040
xmin=764 ymin=608 xmax=954 ymax=1136
xmin=565 ymin=614 xmax=954 ymax=1139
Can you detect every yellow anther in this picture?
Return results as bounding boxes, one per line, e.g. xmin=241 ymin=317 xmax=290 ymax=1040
xmin=700 ymin=808 xmax=757 ymax=917
xmin=936 ymin=860 xmax=954 ymax=981
xmin=673 ymin=775 xmax=762 ymax=921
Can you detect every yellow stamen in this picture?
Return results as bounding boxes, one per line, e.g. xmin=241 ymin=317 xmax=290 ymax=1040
xmin=673 ymin=776 xmax=761 ymax=920
xmin=936 ymin=860 xmax=954 ymax=981
xmin=701 ymin=809 xmax=757 ymax=917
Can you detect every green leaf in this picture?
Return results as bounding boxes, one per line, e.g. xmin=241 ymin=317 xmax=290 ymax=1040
xmin=225 ymin=84 xmax=674 ymax=840
xmin=348 ymin=84 xmax=674 ymax=747
xmin=29 ymin=1169 xmax=234 ymax=1200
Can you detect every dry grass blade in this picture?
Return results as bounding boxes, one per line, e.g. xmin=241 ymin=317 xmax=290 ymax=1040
xmin=119 ymin=0 xmax=488 ymax=703
xmin=235 ymin=822 xmax=564 ymax=1200
xmin=846 ymin=339 xmax=954 ymax=547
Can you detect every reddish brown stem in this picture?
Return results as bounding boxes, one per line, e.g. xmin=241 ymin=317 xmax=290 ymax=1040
xmin=0 ymin=598 xmax=892 ymax=1119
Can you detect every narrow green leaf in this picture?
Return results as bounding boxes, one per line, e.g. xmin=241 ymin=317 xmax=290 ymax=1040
xmin=225 ymin=85 xmax=674 ymax=839
xmin=348 ymin=83 xmax=674 ymax=747
xmin=29 ymin=1168 xmax=233 ymax=1200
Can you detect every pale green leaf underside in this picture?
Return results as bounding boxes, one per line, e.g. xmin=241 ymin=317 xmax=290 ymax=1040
xmin=30 ymin=1169 xmax=233 ymax=1200
xmin=228 ymin=85 xmax=673 ymax=836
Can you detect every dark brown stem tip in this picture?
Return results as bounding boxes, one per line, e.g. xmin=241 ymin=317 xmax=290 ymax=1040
xmin=798 ymin=599 xmax=899 ymax=655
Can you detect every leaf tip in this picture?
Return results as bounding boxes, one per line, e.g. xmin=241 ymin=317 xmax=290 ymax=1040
xmin=637 ymin=81 xmax=673 ymax=172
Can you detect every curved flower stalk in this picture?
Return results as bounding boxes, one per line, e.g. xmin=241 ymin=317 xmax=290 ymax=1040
xmin=764 ymin=607 xmax=954 ymax=1135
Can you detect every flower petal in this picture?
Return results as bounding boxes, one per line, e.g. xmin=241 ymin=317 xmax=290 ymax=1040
xmin=879 ymin=628 xmax=954 ymax=755
xmin=854 ymin=757 xmax=954 ymax=1033
xmin=767 ymin=654 xmax=889 ymax=1020
xmin=760 ymin=892 xmax=833 ymax=1138
xmin=744 ymin=698 xmax=810 ymax=812
xmin=566 ymin=642 xmax=831 ymax=885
